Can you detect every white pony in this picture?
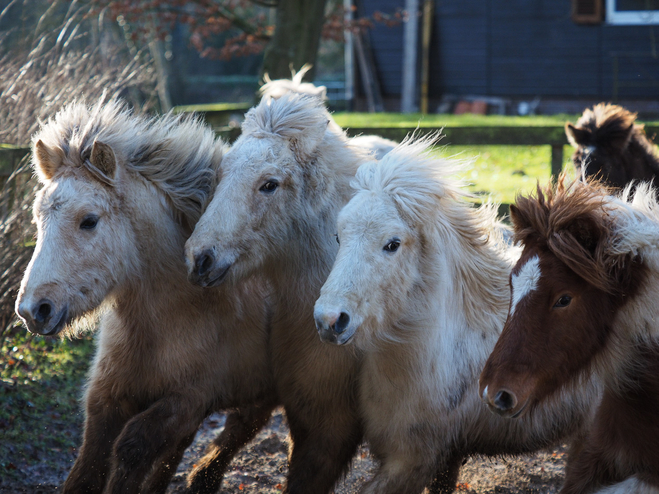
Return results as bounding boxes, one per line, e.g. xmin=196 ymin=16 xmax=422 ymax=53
xmin=185 ymin=93 xmax=381 ymax=494
xmin=15 ymin=100 xmax=277 ymax=494
xmin=314 ymin=138 xmax=601 ymax=493
xmin=260 ymin=65 xmax=397 ymax=160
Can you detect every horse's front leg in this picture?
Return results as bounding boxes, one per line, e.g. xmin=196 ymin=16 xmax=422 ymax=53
xmin=104 ymin=392 xmax=206 ymax=494
xmin=140 ymin=430 xmax=197 ymax=494
xmin=61 ymin=391 xmax=133 ymax=494
xmin=283 ymin=406 xmax=362 ymax=494
xmin=360 ymin=449 xmax=447 ymax=494
xmin=186 ymin=403 xmax=277 ymax=494
xmin=427 ymin=453 xmax=464 ymax=494
xmin=560 ymin=442 xmax=618 ymax=494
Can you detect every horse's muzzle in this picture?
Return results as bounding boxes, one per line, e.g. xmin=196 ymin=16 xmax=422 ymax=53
xmin=16 ymin=298 xmax=68 ymax=336
xmin=314 ymin=309 xmax=355 ymax=345
xmin=188 ymin=249 xmax=232 ymax=287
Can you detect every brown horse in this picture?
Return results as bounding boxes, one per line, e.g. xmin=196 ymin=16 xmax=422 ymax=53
xmin=479 ymin=177 xmax=659 ymax=493
xmin=566 ymin=103 xmax=659 ymax=191
xmin=15 ymin=101 xmax=278 ymax=494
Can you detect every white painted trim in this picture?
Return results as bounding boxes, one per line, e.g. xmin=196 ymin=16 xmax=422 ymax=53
xmin=606 ymin=0 xmax=659 ymax=25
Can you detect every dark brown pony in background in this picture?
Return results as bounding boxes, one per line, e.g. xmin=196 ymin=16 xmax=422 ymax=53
xmin=566 ymin=103 xmax=659 ymax=192
xmin=479 ymin=178 xmax=659 ymax=493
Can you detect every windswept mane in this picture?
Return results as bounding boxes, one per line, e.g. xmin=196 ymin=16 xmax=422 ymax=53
xmin=241 ymin=93 xmax=330 ymax=141
xmin=352 ymin=135 xmax=500 ymax=240
xmin=33 ymin=99 xmax=224 ymax=225
xmin=512 ymin=177 xmax=639 ymax=295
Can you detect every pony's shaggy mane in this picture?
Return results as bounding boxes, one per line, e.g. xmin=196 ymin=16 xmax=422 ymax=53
xmin=241 ymin=93 xmax=329 ymax=143
xmin=33 ymin=99 xmax=223 ymax=225
xmin=353 ymin=135 xmax=501 ymax=244
xmin=511 ymin=176 xmax=638 ymax=295
xmin=353 ymin=135 xmax=466 ymax=223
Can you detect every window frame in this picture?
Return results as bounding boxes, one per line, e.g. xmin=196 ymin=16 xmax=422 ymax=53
xmin=606 ymin=0 xmax=659 ymax=25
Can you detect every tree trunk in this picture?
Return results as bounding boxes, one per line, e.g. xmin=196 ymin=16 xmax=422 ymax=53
xmin=261 ymin=0 xmax=329 ymax=81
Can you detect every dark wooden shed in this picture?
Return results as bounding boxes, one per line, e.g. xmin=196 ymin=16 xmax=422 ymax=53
xmin=358 ymin=0 xmax=659 ymax=107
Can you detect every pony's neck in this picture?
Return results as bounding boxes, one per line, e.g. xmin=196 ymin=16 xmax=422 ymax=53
xmin=113 ymin=182 xmax=200 ymax=324
xmin=268 ymin=131 xmax=363 ymax=304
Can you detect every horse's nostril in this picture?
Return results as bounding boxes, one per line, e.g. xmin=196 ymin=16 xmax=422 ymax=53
xmin=195 ymin=249 xmax=215 ymax=278
xmin=493 ymin=390 xmax=516 ymax=411
xmin=34 ymin=299 xmax=53 ymax=323
xmin=332 ymin=312 xmax=351 ymax=334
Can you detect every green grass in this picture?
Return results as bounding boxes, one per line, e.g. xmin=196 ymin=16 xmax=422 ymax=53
xmin=444 ymin=144 xmax=576 ymax=204
xmin=332 ymin=112 xmax=581 ymax=128
xmin=0 ymin=324 xmax=94 ymax=480
xmin=333 ymin=112 xmax=659 ymax=128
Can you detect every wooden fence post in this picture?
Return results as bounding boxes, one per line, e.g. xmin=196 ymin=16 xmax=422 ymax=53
xmin=551 ymin=144 xmax=564 ymax=180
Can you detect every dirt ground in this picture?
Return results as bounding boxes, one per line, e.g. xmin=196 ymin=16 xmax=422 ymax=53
xmin=1 ymin=407 xmax=568 ymax=494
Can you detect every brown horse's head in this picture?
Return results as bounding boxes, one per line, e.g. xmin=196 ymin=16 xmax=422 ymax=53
xmin=565 ymin=103 xmax=658 ymax=189
xmin=479 ymin=178 xmax=644 ymax=418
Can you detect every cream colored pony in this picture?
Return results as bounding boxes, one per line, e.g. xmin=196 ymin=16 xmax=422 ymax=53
xmin=314 ymin=138 xmax=601 ymax=494
xmin=185 ymin=93 xmax=377 ymax=494
xmin=259 ymin=65 xmax=397 ymax=160
xmin=15 ymin=100 xmax=278 ymax=494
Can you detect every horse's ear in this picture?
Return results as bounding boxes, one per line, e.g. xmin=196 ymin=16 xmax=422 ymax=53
xmin=564 ymin=215 xmax=602 ymax=255
xmin=565 ymin=123 xmax=590 ymax=148
xmin=90 ymin=140 xmax=117 ymax=180
xmin=33 ymin=140 xmax=64 ymax=181
xmin=509 ymin=204 xmax=531 ymax=232
xmin=289 ymin=118 xmax=329 ymax=163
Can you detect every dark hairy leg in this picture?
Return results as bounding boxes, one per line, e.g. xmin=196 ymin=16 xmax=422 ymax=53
xmin=61 ymin=397 xmax=132 ymax=494
xmin=283 ymin=408 xmax=362 ymax=494
xmin=186 ymin=404 xmax=276 ymax=494
xmin=105 ymin=393 xmax=206 ymax=494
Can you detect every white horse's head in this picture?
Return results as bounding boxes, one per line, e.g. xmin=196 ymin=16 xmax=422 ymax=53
xmin=16 ymin=138 xmax=139 ymax=336
xmin=16 ymin=101 xmax=221 ymax=336
xmin=185 ymin=93 xmax=365 ymax=287
xmin=314 ymin=137 xmax=468 ymax=347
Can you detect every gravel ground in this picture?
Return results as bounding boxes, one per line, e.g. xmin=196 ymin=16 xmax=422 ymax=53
xmin=1 ymin=407 xmax=568 ymax=494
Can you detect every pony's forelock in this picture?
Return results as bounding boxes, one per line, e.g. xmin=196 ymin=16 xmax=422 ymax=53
xmin=242 ymin=93 xmax=329 ymax=142
xmin=32 ymin=99 xmax=224 ymax=226
xmin=511 ymin=175 xmax=650 ymax=295
xmin=352 ymin=134 xmax=473 ymax=227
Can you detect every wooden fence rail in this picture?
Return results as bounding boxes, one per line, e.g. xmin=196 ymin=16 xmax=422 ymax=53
xmin=4 ymin=123 xmax=659 ymax=182
xmin=218 ymin=123 xmax=659 ymax=179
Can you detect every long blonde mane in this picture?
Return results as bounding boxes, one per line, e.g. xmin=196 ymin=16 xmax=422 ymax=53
xmin=32 ymin=99 xmax=224 ymax=225
xmin=353 ymin=136 xmax=515 ymax=333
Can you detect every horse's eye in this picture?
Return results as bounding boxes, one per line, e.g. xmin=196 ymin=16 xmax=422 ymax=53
xmin=553 ymin=295 xmax=572 ymax=308
xmin=259 ymin=180 xmax=279 ymax=193
xmin=383 ymin=239 xmax=400 ymax=253
xmin=80 ymin=215 xmax=99 ymax=230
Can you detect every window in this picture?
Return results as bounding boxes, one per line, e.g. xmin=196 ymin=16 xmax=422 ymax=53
xmin=607 ymin=0 xmax=659 ymax=24
xmin=573 ymin=0 xmax=603 ymax=24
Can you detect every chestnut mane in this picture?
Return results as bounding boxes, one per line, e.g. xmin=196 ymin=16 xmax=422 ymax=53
xmin=511 ymin=176 xmax=636 ymax=296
